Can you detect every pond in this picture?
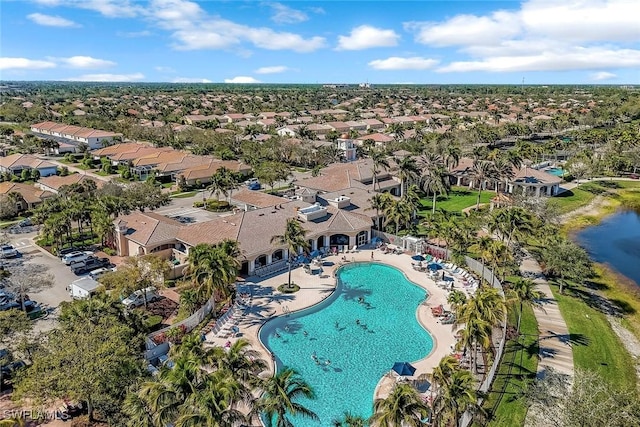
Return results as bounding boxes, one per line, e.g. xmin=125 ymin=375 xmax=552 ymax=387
xmin=574 ymin=210 xmax=640 ymax=286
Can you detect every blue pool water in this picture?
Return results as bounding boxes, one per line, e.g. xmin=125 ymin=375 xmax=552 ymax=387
xmin=259 ymin=262 xmax=434 ymax=425
xmin=546 ymin=167 xmax=565 ymax=177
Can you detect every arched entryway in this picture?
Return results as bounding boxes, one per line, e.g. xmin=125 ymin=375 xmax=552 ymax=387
xmin=272 ymin=249 xmax=284 ymax=262
xmin=316 ymin=236 xmax=325 ymax=249
xmin=255 ymin=254 xmax=267 ymax=268
xmin=330 ymin=234 xmax=350 ymax=252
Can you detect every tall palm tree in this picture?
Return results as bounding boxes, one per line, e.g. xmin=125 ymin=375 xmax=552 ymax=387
xmin=370 ymin=149 xmax=390 ymax=191
xmin=257 ymin=368 xmax=318 ymax=427
xmin=185 ymin=241 xmax=240 ymax=301
xmin=508 ymin=277 xmax=544 ymax=370
xmin=395 ymin=156 xmax=419 ymax=198
xmin=210 ymin=338 xmax=267 ymax=388
xmin=470 ymin=236 xmax=493 ymax=283
xmin=419 ymin=153 xmax=450 ymax=215
xmin=370 ymin=383 xmax=429 ymax=427
xmin=432 ymin=369 xmax=483 ymax=427
xmin=470 ymin=160 xmax=495 ymax=210
xmin=368 ymin=192 xmax=394 ymax=230
xmin=384 ymin=200 xmax=412 ymax=235
xmin=270 ymin=218 xmax=310 ymax=290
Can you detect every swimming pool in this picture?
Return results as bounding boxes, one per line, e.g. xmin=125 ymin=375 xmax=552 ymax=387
xmin=259 ymin=262 xmax=434 ymax=425
xmin=546 ymin=167 xmax=565 ymax=177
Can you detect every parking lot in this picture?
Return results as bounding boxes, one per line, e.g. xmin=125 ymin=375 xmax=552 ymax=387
xmin=2 ymin=230 xmax=81 ymax=325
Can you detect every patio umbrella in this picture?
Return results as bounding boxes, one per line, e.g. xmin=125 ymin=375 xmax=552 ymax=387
xmin=371 ymin=237 xmax=382 ymax=244
xmin=392 ymin=361 xmax=416 ymax=377
xmin=427 ymin=263 xmax=443 ymax=271
xmin=411 ymin=255 xmax=426 ymax=262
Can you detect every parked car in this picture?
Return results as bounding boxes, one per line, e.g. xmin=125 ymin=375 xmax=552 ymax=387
xmin=247 ymin=182 xmax=261 ymax=190
xmin=62 ymin=251 xmax=93 ymax=265
xmin=122 ymin=287 xmax=160 ymax=308
xmin=57 ymin=247 xmax=82 ymax=258
xmin=71 ymin=258 xmax=113 ymax=275
xmin=88 ymin=267 xmax=116 ymax=280
xmin=18 ymin=218 xmax=32 ymax=227
xmin=630 ymin=174 xmax=639 ymax=180
xmin=244 ymin=177 xmax=259 ymax=185
xmin=0 ymin=245 xmax=19 ymax=259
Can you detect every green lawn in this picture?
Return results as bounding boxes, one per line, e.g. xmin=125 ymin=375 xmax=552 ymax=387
xmin=484 ymin=305 xmax=539 ymax=427
xmin=551 ymin=282 xmax=637 ymax=389
xmin=548 ymin=187 xmax=598 ymax=214
xmin=418 ymin=186 xmax=494 ymax=214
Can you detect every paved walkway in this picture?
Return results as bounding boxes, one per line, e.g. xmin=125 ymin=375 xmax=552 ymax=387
xmin=519 ymin=252 xmax=574 ymax=380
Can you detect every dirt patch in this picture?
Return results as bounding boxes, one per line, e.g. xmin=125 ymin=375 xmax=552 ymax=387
xmin=143 ymin=297 xmax=179 ymax=321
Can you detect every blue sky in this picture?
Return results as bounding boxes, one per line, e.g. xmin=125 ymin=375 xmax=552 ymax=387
xmin=1 ymin=0 xmax=639 ymax=84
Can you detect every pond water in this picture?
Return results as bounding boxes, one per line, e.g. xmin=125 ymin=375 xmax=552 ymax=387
xmin=574 ymin=210 xmax=640 ymax=286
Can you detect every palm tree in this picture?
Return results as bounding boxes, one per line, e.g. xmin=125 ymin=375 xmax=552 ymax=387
xmin=370 ymin=149 xmax=390 ymax=191
xmin=210 ymin=338 xmax=267 ymax=388
xmin=395 ymin=156 xmax=418 ymax=198
xmin=508 ymin=277 xmax=544 ymax=371
xmin=419 ymin=153 xmax=450 ymax=215
xmin=384 ymin=200 xmax=412 ymax=235
xmin=368 ymin=192 xmax=394 ymax=230
xmin=447 ymin=290 xmax=467 ymax=318
xmin=332 ymin=412 xmax=368 ymax=427
xmin=270 ymin=219 xmax=310 ymax=290
xmin=257 ymin=368 xmax=319 ymax=427
xmin=470 ymin=160 xmax=495 ymax=210
xmin=470 ymin=236 xmax=493 ymax=283
xmin=370 ymin=383 xmax=429 ymax=427
xmin=122 ymin=387 xmax=156 ymax=427
xmin=185 ymin=241 xmax=240 ymax=301
xmin=432 ymin=369 xmax=483 ymax=427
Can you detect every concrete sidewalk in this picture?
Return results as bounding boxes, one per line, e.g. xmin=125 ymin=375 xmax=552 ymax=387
xmin=520 ymin=252 xmax=574 ymax=379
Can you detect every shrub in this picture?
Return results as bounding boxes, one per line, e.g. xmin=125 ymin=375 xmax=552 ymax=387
xmin=204 ymin=200 xmax=231 ymax=211
xmin=193 ymin=201 xmax=204 ymax=208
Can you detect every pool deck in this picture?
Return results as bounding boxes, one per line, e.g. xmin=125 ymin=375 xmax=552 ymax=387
xmin=204 ymin=248 xmax=459 ymax=399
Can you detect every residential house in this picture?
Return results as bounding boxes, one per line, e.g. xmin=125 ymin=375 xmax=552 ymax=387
xmin=37 ymin=174 xmax=102 ymax=194
xmin=0 ymin=182 xmax=54 ymax=211
xmin=30 ymin=121 xmax=121 ymax=150
xmin=175 ymin=160 xmax=252 ymax=186
xmin=0 ymin=154 xmax=58 ymax=177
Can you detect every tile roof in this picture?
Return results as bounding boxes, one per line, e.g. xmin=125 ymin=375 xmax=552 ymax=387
xmin=356 ymin=133 xmax=394 ymax=143
xmin=0 ymin=154 xmax=57 ymax=170
xmin=118 ymin=211 xmax=183 ymax=246
xmin=37 ymin=174 xmax=103 ymax=192
xmin=231 ymin=188 xmax=288 ymax=208
xmin=513 ymin=167 xmax=562 ymax=185
xmin=294 ymin=159 xmax=383 ymax=192
xmin=0 ymin=182 xmax=54 ymax=204
xmin=176 ymin=212 xmax=243 ymax=247
xmin=178 ymin=160 xmax=252 ymax=181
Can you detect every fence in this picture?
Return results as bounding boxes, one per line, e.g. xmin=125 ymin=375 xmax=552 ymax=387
xmin=420 ymin=243 xmax=507 ymax=427
xmin=145 ymin=293 xmax=216 ymax=350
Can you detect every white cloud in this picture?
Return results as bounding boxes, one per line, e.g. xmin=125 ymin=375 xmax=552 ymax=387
xmin=368 ymin=56 xmax=439 ymax=70
xmin=255 ymin=66 xmax=290 ymax=74
xmin=149 ymin=0 xmax=326 ymax=52
xmin=35 ymin=0 xmax=143 ymax=18
xmin=172 ymin=77 xmax=212 ymax=83
xmin=224 ymin=76 xmax=261 ymax=84
xmin=155 ymin=66 xmax=175 ymax=73
xmin=590 ymin=71 xmax=617 ymax=81
xmin=55 ymin=56 xmax=116 ymax=68
xmin=117 ymin=30 xmax=152 ymax=37
xmin=337 ymin=25 xmax=400 ymax=50
xmin=405 ymin=11 xmax=519 ymax=47
xmin=268 ymin=2 xmax=308 ymax=24
xmin=27 ymin=13 xmax=81 ymax=27
xmin=437 ymin=47 xmax=640 ymax=72
xmin=66 ymin=72 xmax=145 ymax=82
xmin=0 ymin=57 xmax=57 ymax=70
xmin=406 ymin=0 xmax=640 ymax=73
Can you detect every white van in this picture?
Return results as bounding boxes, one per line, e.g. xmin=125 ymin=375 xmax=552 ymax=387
xmin=122 ymin=287 xmax=160 ymax=308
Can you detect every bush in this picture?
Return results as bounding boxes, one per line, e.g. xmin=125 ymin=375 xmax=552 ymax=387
xmin=193 ymin=201 xmax=204 ymax=208
xmin=204 ymin=200 xmax=231 ymax=212
xmin=102 ymin=247 xmax=116 ymax=256
xmin=144 ymin=315 xmax=163 ymax=330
